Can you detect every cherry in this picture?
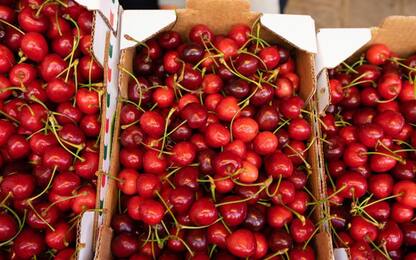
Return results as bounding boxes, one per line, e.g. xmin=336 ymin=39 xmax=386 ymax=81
xmin=213 ymin=150 xmax=242 ymax=176
xmin=350 ymin=216 xmax=378 ymax=242
xmin=378 ymin=221 xmax=403 ymax=251
xmin=265 ymin=151 xmax=293 ymax=178
xmin=189 ymin=24 xmax=213 ymax=45
xmin=18 ymin=7 xmax=48 ymax=33
xmin=217 ymin=38 xmax=238 ymax=59
xmin=21 ymin=32 xmax=48 ymax=62
xmin=143 ymin=150 xmax=167 ymax=174
xmin=391 ymin=203 xmax=413 ymax=223
xmin=12 ymin=228 xmax=45 ymax=259
xmin=0 ymin=44 xmax=15 ymax=73
xmin=232 ymin=117 xmax=259 ymax=142
xmin=39 ymin=54 xmax=67 ymax=82
xmin=158 ymin=31 xmax=182 ymax=50
xmin=78 ymin=55 xmax=103 ymax=82
xmin=343 ymin=143 xmax=367 ymax=168
xmin=251 ymin=83 xmax=274 ymax=106
xmin=365 ymin=201 xmax=390 ymax=221
xmin=349 ymin=241 xmax=374 ymax=260
xmin=7 ymin=134 xmax=30 ymax=159
xmin=9 ymin=63 xmax=37 ymax=86
xmin=74 ymin=151 xmax=98 ymax=179
xmin=402 ymin=223 xmax=416 ymax=246
xmin=46 ymin=78 xmax=75 ymax=103
xmin=0 ymin=212 xmax=17 ymax=242
xmin=207 ymin=222 xmax=228 ymax=249
xmin=377 ymin=73 xmax=401 ymax=99
xmin=289 ymin=245 xmax=315 ymax=260
xmin=111 ymin=232 xmax=139 ymax=258
xmin=0 ymin=173 xmax=35 ymax=199
xmin=268 ymin=205 xmax=292 ymax=228
xmin=228 ymin=24 xmax=250 ymax=48
xmin=219 ymin=196 xmax=247 ymax=226
xmin=45 ymin=221 xmax=74 ymax=250
xmin=56 ymin=102 xmax=82 ymax=124
xmin=393 ymin=180 xmax=416 ymax=208
xmin=181 ymin=102 xmax=208 ymax=129
xmin=336 ymin=171 xmax=367 ymax=199
xmin=288 ymin=118 xmax=311 ymax=141
xmin=226 ymin=229 xmax=256 ymax=258
xmin=75 ymin=88 xmax=99 ymax=114
xmin=205 ymin=123 xmax=230 ymax=148
xmin=368 ymin=173 xmax=393 ymax=199
xmin=51 ymin=171 xmax=80 ymax=196
xmin=366 ymin=44 xmax=391 ymax=65
xmin=189 ymin=197 xmax=218 ymax=226
xmin=225 ymin=78 xmax=250 ymax=99
xmin=186 ymin=229 xmax=208 ymax=251
xmin=71 ymin=185 xmax=96 ymax=214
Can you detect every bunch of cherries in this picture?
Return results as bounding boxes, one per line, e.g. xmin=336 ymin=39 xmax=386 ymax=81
xmin=323 ymin=44 xmax=416 ymax=259
xmin=111 ymin=22 xmax=318 ymax=259
xmin=0 ymin=0 xmax=103 ymax=259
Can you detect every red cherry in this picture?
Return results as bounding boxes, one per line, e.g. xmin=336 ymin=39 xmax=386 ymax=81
xmin=111 ymin=232 xmax=139 ymax=258
xmin=0 ymin=212 xmax=18 ymax=242
xmin=21 ymin=32 xmax=48 ymax=62
xmin=139 ymin=199 xmax=164 ymax=225
xmin=189 ymin=197 xmax=218 ymax=226
xmin=18 ymin=7 xmax=48 ymax=33
xmin=72 ymin=185 xmax=96 ymax=214
xmin=350 ymin=216 xmax=378 ymax=242
xmin=228 ymin=24 xmax=250 ymax=47
xmin=265 ymin=151 xmax=293 ymax=178
xmin=12 ymin=228 xmax=45 ymax=259
xmin=378 ymin=221 xmax=403 ymax=251
xmin=336 ymin=171 xmax=367 ymax=199
xmin=226 ymin=229 xmax=256 ymax=258
xmin=393 ymin=180 xmax=416 ymax=208
xmin=267 ymin=205 xmax=292 ymax=228
xmin=76 ymin=88 xmax=100 ymax=114
xmin=40 ymin=54 xmax=67 ymax=82
xmin=366 ymin=44 xmax=391 ymax=65
xmin=0 ymin=44 xmax=15 ymax=73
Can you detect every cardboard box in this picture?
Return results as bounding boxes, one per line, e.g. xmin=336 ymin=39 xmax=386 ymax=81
xmin=68 ymin=1 xmax=121 ymax=259
xmin=315 ymin=16 xmax=416 ymax=259
xmin=94 ymin=0 xmax=334 ymax=259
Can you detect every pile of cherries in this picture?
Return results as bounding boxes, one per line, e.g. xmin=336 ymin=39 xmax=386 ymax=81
xmin=0 ymin=0 xmax=103 ymax=259
xmin=323 ymin=44 xmax=416 ymax=259
xmin=111 ymin=22 xmax=318 ymax=259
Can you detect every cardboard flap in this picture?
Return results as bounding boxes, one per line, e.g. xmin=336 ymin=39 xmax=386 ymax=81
xmin=76 ymin=211 xmax=96 ymax=260
xmin=316 ymin=28 xmax=371 ymax=73
xmin=92 ymin=13 xmax=110 ymax=66
xmin=334 ymin=248 xmax=349 ymax=260
xmin=75 ymin=0 xmax=120 ymax=33
xmin=261 ymin=14 xmax=317 ymax=54
xmin=371 ymin=16 xmax=416 ymax=56
xmin=120 ymin=10 xmax=177 ymax=50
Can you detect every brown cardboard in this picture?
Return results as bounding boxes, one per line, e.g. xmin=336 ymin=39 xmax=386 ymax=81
xmin=97 ymin=1 xmax=333 ymax=259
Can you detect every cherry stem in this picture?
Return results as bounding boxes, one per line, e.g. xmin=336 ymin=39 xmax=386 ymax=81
xmin=364 ymin=151 xmax=404 ymax=163
xmin=180 ymin=217 xmax=223 ymax=230
xmin=159 ymin=108 xmax=176 ymax=157
xmin=63 ymin=15 xmax=81 ymax=80
xmin=341 ymin=61 xmax=358 ymax=74
xmin=28 ymin=166 xmax=57 ymax=203
xmin=368 ymin=239 xmax=392 ymax=260
xmin=119 ymin=66 xmax=145 ymax=111
xmin=0 ymin=18 xmax=25 ymax=35
xmin=266 ymin=175 xmax=282 ymax=197
xmin=0 ymin=205 xmax=26 ymax=247
xmin=285 ymin=143 xmax=312 ymax=172
xmin=390 ymin=57 xmax=416 ymax=72
xmin=0 ymin=110 xmax=19 ymax=124
xmin=273 ymin=118 xmax=290 ymax=134
xmin=264 ymin=249 xmax=288 ymax=260
xmin=155 ymin=191 xmax=178 ymax=227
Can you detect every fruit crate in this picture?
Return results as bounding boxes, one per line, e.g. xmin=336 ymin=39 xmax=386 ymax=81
xmin=0 ymin=0 xmax=120 ymax=259
xmin=94 ymin=0 xmax=334 ymax=259
xmin=316 ymin=16 xmax=416 ymax=260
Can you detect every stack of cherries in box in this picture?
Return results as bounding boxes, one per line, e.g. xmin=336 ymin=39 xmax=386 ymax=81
xmin=112 ymin=22 xmax=318 ymax=259
xmin=324 ymin=44 xmax=416 ymax=259
xmin=0 ymin=0 xmax=103 ymax=259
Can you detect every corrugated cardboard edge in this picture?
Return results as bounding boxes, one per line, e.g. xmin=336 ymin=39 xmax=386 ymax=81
xmin=71 ymin=1 xmax=121 ymax=259
xmin=98 ymin=0 xmax=331 ymax=259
